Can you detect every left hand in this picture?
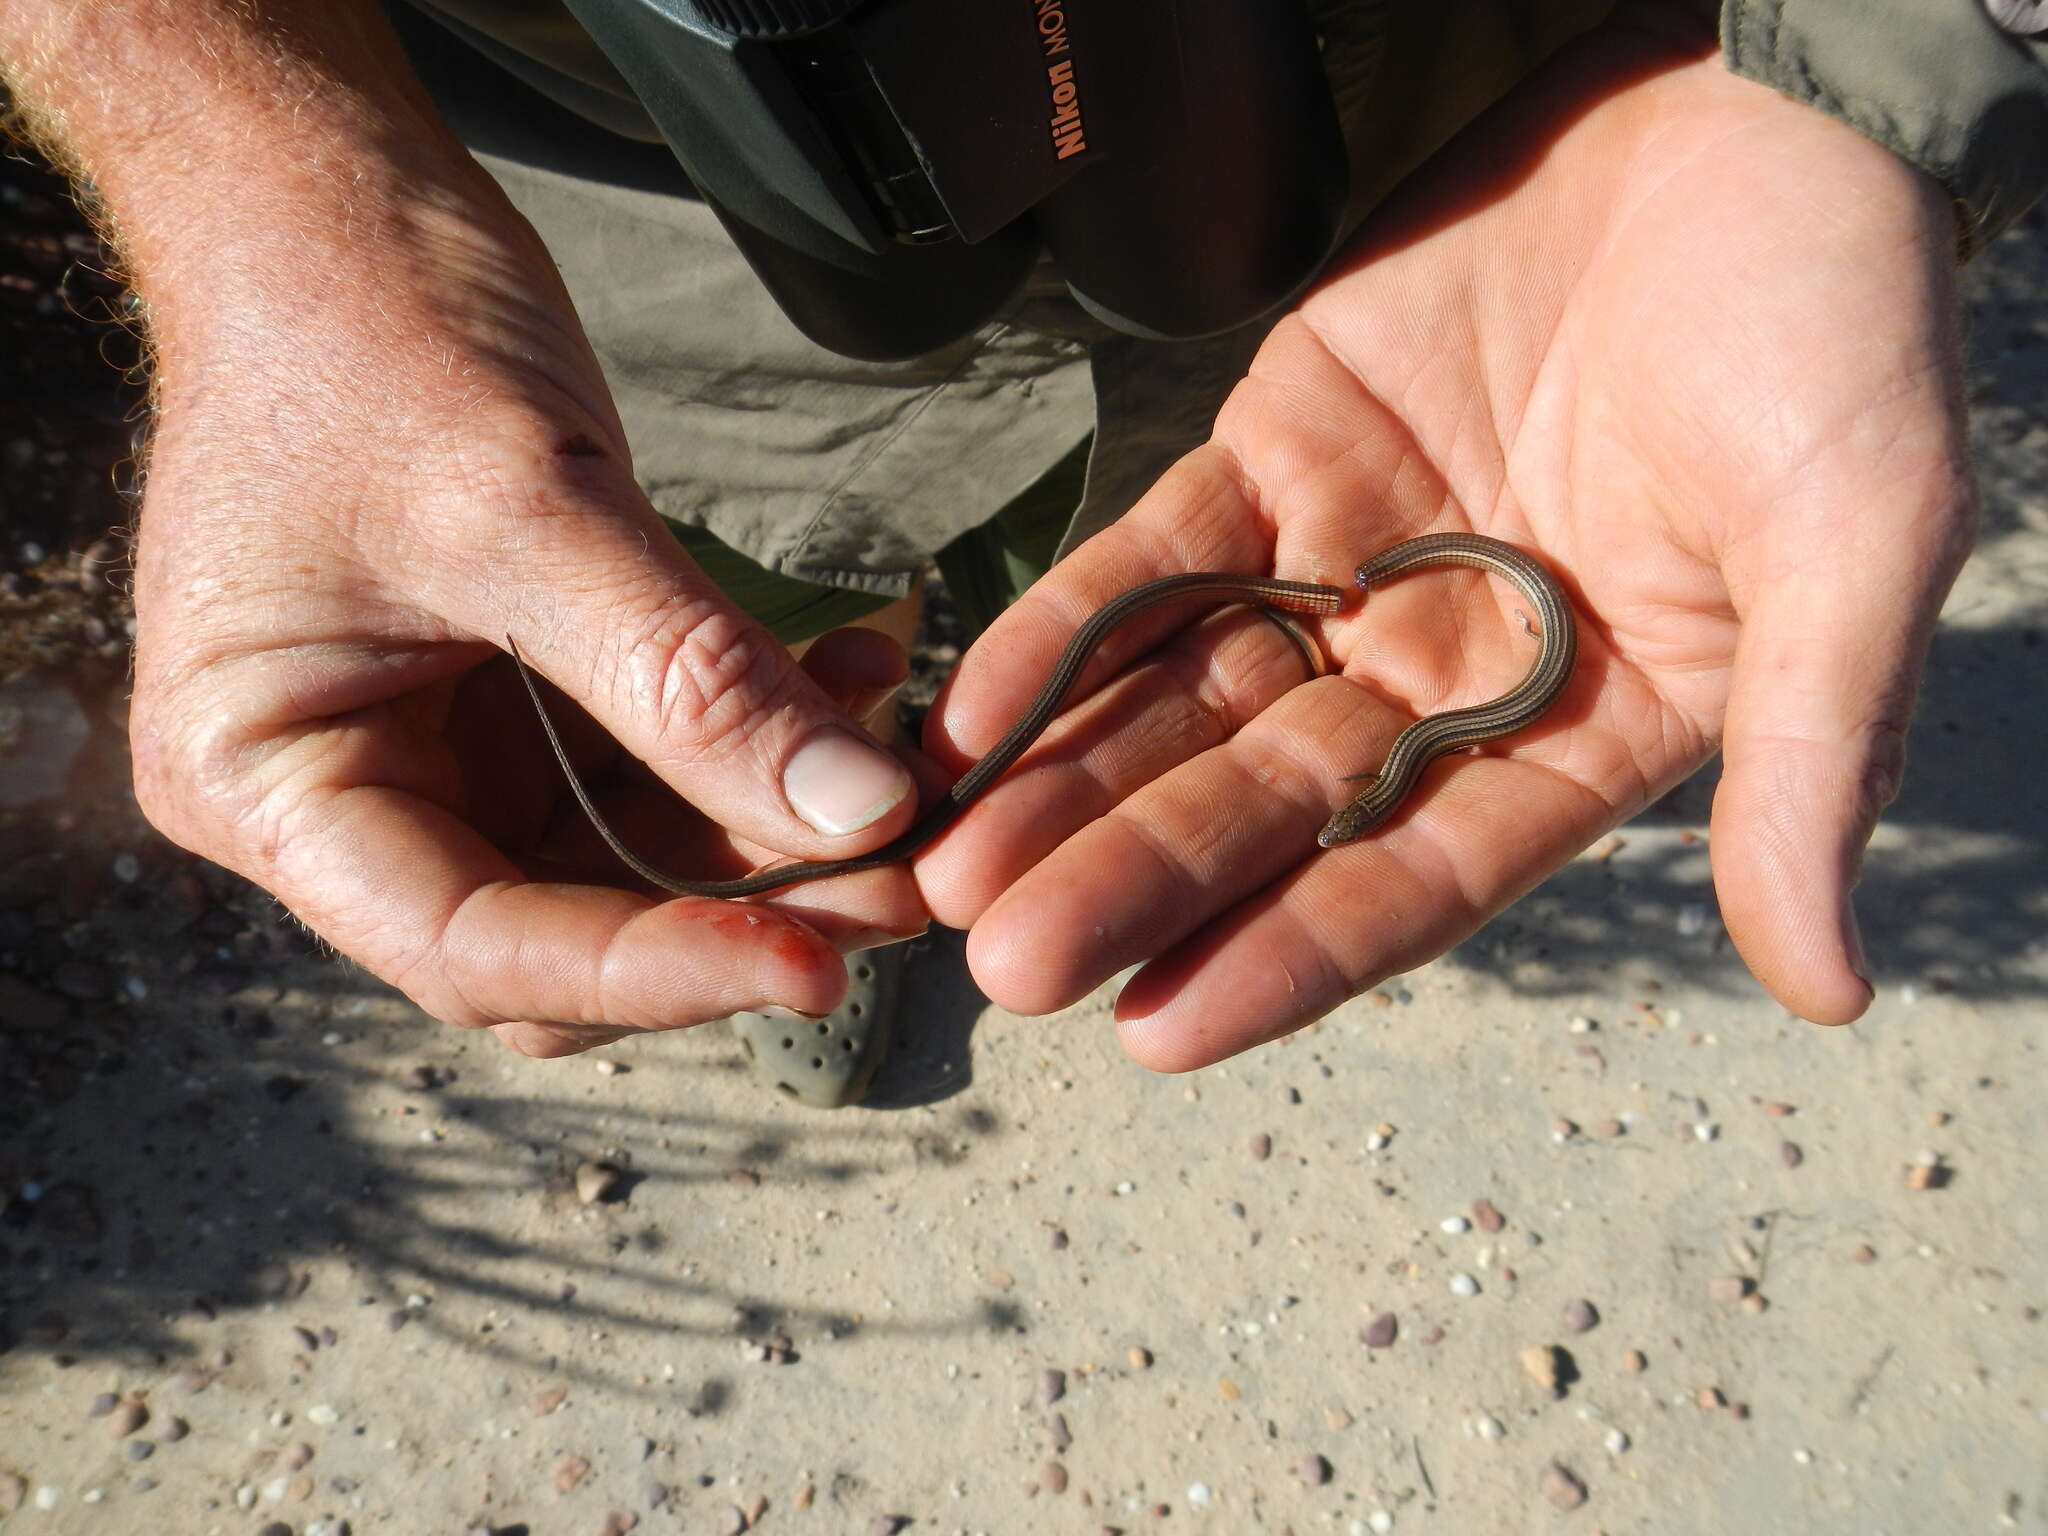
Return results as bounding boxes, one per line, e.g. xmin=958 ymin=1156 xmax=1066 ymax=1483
xmin=912 ymin=22 xmax=1977 ymax=1068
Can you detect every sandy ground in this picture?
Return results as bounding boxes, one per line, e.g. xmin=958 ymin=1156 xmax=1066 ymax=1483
xmin=1 ymin=164 xmax=2045 ymax=1536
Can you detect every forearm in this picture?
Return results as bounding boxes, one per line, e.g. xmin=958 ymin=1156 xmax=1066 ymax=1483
xmin=0 ymin=1 xmax=522 ymax=352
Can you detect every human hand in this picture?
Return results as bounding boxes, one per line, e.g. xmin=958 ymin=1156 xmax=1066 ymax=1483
xmin=916 ymin=23 xmax=1975 ymax=1067
xmin=75 ymin=18 xmax=934 ymax=1059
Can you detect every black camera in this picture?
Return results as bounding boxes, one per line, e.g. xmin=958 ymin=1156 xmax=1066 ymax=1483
xmin=557 ymin=0 xmax=1349 ymax=359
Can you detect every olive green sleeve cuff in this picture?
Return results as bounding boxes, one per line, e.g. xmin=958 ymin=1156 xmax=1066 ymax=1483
xmin=1721 ymin=0 xmax=2048 ymax=255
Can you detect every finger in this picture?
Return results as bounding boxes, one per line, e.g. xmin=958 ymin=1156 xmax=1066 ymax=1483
xmin=264 ymin=769 xmax=852 ymax=1031
xmin=1106 ymin=734 xmax=1617 ymax=1071
xmin=448 ymin=641 xmax=930 ymax=941
xmin=1710 ymin=490 xmax=1973 ymax=1025
xmin=917 ymin=602 xmax=1325 ymax=925
xmin=426 ymin=480 xmax=917 ymax=860
xmin=928 ymin=444 xmax=1347 ymax=769
xmin=966 ymin=647 xmax=1623 ymax=1024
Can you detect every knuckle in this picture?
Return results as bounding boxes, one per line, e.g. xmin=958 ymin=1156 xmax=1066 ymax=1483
xmin=618 ymin=602 xmax=797 ymax=766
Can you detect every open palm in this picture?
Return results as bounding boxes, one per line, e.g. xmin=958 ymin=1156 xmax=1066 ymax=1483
xmin=917 ymin=27 xmax=1975 ymax=1068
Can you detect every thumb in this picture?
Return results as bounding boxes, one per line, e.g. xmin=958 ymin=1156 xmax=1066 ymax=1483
xmin=1710 ymin=486 xmax=1974 ymax=1025
xmin=453 ymin=493 xmax=917 ymax=859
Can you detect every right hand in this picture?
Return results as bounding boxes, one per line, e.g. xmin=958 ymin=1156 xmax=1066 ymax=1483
xmin=128 ymin=176 xmax=932 ymax=1059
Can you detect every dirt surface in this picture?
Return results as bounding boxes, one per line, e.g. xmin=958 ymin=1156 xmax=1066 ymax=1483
xmin=1 ymin=138 xmax=2045 ymax=1536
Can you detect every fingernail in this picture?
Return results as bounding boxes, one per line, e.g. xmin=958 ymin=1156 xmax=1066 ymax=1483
xmin=1842 ymin=900 xmax=1875 ymax=993
xmin=757 ymin=1004 xmax=827 ymax=1022
xmin=782 ymin=728 xmax=914 ymax=836
xmin=834 ymin=925 xmax=924 ymax=955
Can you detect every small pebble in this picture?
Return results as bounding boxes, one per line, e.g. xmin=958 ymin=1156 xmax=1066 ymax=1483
xmin=88 ymin=1392 xmax=119 ymax=1418
xmin=1471 ymin=1198 xmax=1505 ymax=1233
xmin=1539 ymin=1463 xmax=1588 ymax=1511
xmin=130 ymin=1479 xmax=158 ymax=1496
xmin=155 ymin=1415 xmax=188 ymax=1443
xmin=1040 ymin=1369 xmax=1067 ymax=1404
xmin=282 ymin=1443 xmax=313 ymax=1470
xmin=717 ymin=1508 xmax=747 ymax=1536
xmin=1474 ymin=1415 xmax=1505 ymax=1440
xmin=34 ymin=1488 xmax=61 ymax=1512
xmin=1693 ymin=1122 xmax=1719 ymax=1143
xmin=1186 ymin=1482 xmax=1213 ymax=1510
xmin=1850 ymin=1244 xmax=1877 ymax=1265
xmin=1440 ymin=1215 xmax=1470 ymax=1235
xmin=1926 ymin=1109 xmax=1950 ymax=1127
xmin=1519 ymin=1345 xmax=1563 ymax=1393
xmin=305 ymin=1404 xmax=339 ymax=1426
xmin=575 ymin=1161 xmax=624 ymax=1205
xmin=1447 ymin=1272 xmax=1479 ymax=1298
xmin=1362 ymin=1312 xmax=1398 ymax=1350
xmin=554 ymin=1455 xmax=591 ymax=1494
xmin=1046 ymin=1413 xmax=1071 ymax=1452
xmin=1297 ymin=1453 xmax=1332 ymax=1486
xmin=1366 ymin=1512 xmax=1394 ymax=1534
xmin=1562 ymin=1298 xmax=1599 ymax=1333
xmin=1594 ymin=1119 xmax=1626 ymax=1139
xmin=1127 ymin=1346 xmax=1152 ymax=1369
xmin=867 ymin=1518 xmax=906 ymax=1536
xmin=108 ymin=1399 xmax=148 ymax=1437
xmin=600 ymin=1514 xmax=638 ymax=1536
xmin=1696 ymin=1386 xmax=1726 ymax=1410
xmin=1763 ymin=1101 xmax=1795 ymax=1118
xmin=1707 ymin=1275 xmax=1751 ymax=1304
xmin=1604 ymin=1428 xmax=1630 ymax=1454
xmin=291 ymin=1325 xmax=320 ymax=1352
xmin=1779 ymin=1141 xmax=1804 ymax=1169
xmin=170 ymin=1370 xmax=211 ymax=1396
xmin=1741 ymin=1292 xmax=1770 ymax=1315
xmin=1551 ymin=1119 xmax=1578 ymax=1142
xmin=1041 ymin=1461 xmax=1069 ymax=1494
xmin=1619 ymin=1349 xmax=1646 ymax=1373
xmin=256 ymin=1524 xmax=292 ymax=1536
xmin=0 ymin=1475 xmax=24 ymax=1516
xmin=123 ymin=1441 xmax=154 ymax=1462
xmin=1249 ymin=1133 xmax=1272 ymax=1161
xmin=1792 ymin=1447 xmax=1813 ymax=1466
xmin=1567 ymin=1015 xmax=1597 ymax=1033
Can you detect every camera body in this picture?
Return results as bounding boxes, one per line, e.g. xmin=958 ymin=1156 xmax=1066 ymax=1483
xmin=557 ymin=0 xmax=1349 ymax=358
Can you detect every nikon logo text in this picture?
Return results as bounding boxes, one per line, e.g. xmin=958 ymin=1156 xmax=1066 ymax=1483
xmin=1033 ymin=1 xmax=1086 ymax=159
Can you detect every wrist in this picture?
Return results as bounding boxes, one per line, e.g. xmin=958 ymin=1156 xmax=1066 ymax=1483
xmin=2 ymin=0 xmax=531 ymax=350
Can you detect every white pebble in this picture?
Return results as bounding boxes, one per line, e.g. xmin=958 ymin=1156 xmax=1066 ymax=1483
xmin=1793 ymin=1448 xmax=1813 ymax=1466
xmin=1440 ymin=1215 xmax=1470 ymax=1235
xmin=1447 ymin=1272 xmax=1479 ymax=1298
xmin=1915 ymin=1148 xmax=1943 ymax=1168
xmin=263 ymin=1477 xmax=290 ymax=1503
xmin=1186 ymin=1482 xmax=1213 ymax=1509
xmin=1475 ymin=1415 xmax=1505 ymax=1440
xmin=1693 ymin=1122 xmax=1719 ymax=1143
xmin=322 ymin=1032 xmax=344 ymax=1046
xmin=1368 ymin=1512 xmax=1395 ymax=1534
xmin=235 ymin=1485 xmax=257 ymax=1510
xmin=82 ymin=1488 xmax=105 ymax=1504
xmin=1605 ymin=1428 xmax=1630 ymax=1454
xmin=1366 ymin=1132 xmax=1389 ymax=1151
xmin=1676 ymin=902 xmax=1711 ymax=936
xmin=111 ymin=853 xmax=141 ymax=883
xmin=1567 ymin=1015 xmax=1597 ymax=1033
xmin=33 ymin=1488 xmax=60 ymax=1511
xmin=306 ymin=1404 xmax=339 ymax=1426
xmin=122 ymin=976 xmax=148 ymax=1001
xmin=1114 ymin=1180 xmax=1135 ymax=1195
xmin=19 ymin=541 xmax=45 ymax=565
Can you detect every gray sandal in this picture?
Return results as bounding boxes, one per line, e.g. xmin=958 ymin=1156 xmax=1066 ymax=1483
xmin=730 ymin=944 xmax=903 ymax=1108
